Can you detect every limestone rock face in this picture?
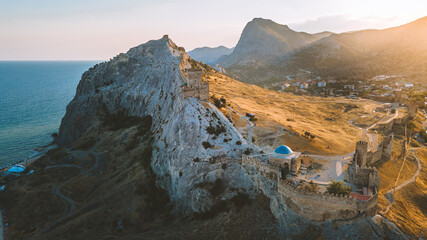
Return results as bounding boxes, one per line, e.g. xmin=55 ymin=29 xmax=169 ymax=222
xmin=58 ymin=36 xmax=409 ymax=238
xmin=58 ymin=36 xmax=252 ymax=214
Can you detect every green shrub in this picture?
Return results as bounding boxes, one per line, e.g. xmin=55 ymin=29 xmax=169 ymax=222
xmin=206 ymin=124 xmax=226 ymax=136
xmin=249 ymin=117 xmax=257 ymax=122
xmin=236 ymin=140 xmax=242 ymax=145
xmin=202 ymin=141 xmax=212 ymax=149
xmin=221 ymin=163 xmax=227 ymax=170
xmin=327 ymin=181 xmax=351 ymax=196
xmin=211 ymin=95 xmax=226 ymax=109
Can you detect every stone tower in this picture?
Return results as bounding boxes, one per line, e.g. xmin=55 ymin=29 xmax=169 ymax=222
xmin=355 ymin=141 xmax=368 ymax=167
xmin=381 ymin=135 xmax=393 ymax=160
xmin=409 ymin=105 xmax=418 ymax=118
xmin=183 ymin=69 xmax=209 ymax=101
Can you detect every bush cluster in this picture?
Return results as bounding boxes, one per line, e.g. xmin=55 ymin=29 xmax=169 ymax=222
xmin=211 ymin=95 xmax=226 ymax=109
xmin=202 ymin=141 xmax=212 ymax=149
xmin=206 ymin=124 xmax=226 ymax=136
xmin=327 ymin=181 xmax=351 ymax=196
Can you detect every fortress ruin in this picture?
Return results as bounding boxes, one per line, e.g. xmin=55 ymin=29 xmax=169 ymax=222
xmin=182 ymin=69 xmax=209 ymax=101
xmin=241 ymin=154 xmax=378 ymax=222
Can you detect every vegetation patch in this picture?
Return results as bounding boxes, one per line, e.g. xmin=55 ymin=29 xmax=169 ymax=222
xmin=202 ymin=141 xmax=213 ymax=149
xmin=327 ymin=181 xmax=351 ymax=196
xmin=344 ymin=104 xmax=359 ymax=112
xmin=206 ymin=124 xmax=226 ymax=136
xmin=211 ymin=95 xmax=227 ymax=109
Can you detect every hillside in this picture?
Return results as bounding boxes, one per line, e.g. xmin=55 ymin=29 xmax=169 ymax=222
xmin=0 ymin=37 xmax=409 ymax=239
xmin=222 ymin=16 xmax=427 ymax=85
xmin=218 ymin=18 xmax=332 ymax=68
xmin=188 ymin=46 xmax=234 ymax=64
xmin=280 ymin=16 xmax=427 ymax=82
xmin=206 ymin=71 xmax=380 ymax=155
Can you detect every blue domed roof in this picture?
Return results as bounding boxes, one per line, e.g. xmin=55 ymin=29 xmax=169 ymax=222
xmin=274 ymin=145 xmax=293 ymax=155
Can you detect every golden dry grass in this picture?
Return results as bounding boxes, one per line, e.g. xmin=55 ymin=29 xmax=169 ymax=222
xmin=380 ymin=148 xmax=427 ymax=238
xmin=208 ymin=73 xmax=381 ymax=155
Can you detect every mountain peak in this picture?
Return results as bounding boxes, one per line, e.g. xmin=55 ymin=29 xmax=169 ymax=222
xmin=219 ymin=18 xmax=331 ymax=67
xmin=250 ymin=17 xmax=290 ymax=29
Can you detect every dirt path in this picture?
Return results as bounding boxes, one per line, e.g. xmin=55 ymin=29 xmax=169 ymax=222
xmin=302 ymin=110 xmax=399 ymax=185
xmin=36 ymin=142 xmax=102 ymax=235
xmin=228 ymin=106 xmax=254 ymax=144
xmin=380 ymin=148 xmax=423 ymax=215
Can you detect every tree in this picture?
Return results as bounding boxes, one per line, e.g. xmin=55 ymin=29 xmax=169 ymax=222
xmin=308 ymin=180 xmax=318 ymax=192
xmin=327 ymin=181 xmax=351 ymax=196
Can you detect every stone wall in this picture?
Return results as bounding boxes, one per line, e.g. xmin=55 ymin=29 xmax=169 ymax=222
xmin=348 ymin=163 xmax=379 ymax=190
xmin=381 ymin=135 xmax=393 ymax=159
xmin=269 ymin=157 xmax=290 ymax=168
xmin=243 ymin=155 xmax=378 ymax=222
xmin=356 ymin=134 xmax=393 ymax=167
xmin=242 ymin=155 xmax=281 ymax=181
xmin=277 ymin=180 xmax=377 ymax=221
xmin=355 ymin=141 xmax=368 ymax=166
xmin=269 ymin=156 xmax=301 ymax=175
xmin=366 ymin=148 xmax=383 ymax=165
xmin=182 ymin=69 xmax=209 ymax=101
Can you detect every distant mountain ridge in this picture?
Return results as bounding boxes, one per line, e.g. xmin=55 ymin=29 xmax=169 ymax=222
xmin=208 ymin=16 xmax=427 ymax=85
xmin=218 ymin=18 xmax=333 ymax=67
xmin=188 ymin=46 xmax=234 ymax=64
xmin=275 ymin=16 xmax=427 ymax=83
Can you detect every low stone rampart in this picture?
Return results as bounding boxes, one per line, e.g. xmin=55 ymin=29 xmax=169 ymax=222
xmin=277 ymin=180 xmax=377 ymax=221
xmin=243 ymin=155 xmax=378 ymax=222
xmin=349 ymin=164 xmax=379 ymax=190
xmin=242 ymin=155 xmax=280 ymax=181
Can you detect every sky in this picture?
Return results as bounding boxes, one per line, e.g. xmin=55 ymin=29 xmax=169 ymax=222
xmin=1 ymin=0 xmax=426 ymax=60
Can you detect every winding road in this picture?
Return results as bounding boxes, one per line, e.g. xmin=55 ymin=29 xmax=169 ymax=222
xmin=37 ymin=143 xmax=102 ymax=235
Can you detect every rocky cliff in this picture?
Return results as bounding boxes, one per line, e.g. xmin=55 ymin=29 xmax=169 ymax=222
xmin=56 ymin=36 xmax=409 ymax=239
xmin=58 ymin=35 xmax=253 ymax=214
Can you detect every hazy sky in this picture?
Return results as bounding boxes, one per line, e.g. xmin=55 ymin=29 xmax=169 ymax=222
xmin=1 ymin=0 xmax=426 ymax=60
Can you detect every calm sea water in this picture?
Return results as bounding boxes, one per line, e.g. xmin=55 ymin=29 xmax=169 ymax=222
xmin=0 ymin=61 xmax=99 ymax=168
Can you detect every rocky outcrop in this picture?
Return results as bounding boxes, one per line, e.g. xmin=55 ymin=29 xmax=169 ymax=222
xmin=59 ymin=35 xmax=253 ymax=214
xmin=58 ymin=35 xmax=409 ymax=238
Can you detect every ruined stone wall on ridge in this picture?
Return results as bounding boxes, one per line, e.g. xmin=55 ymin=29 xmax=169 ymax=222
xmin=349 ymin=163 xmax=379 ymax=189
xmin=242 ymin=155 xmax=280 ymax=181
xmin=243 ymin=155 xmax=378 ymax=222
xmin=182 ymin=69 xmax=209 ymax=101
xmin=366 ymin=148 xmax=383 ymax=165
xmin=381 ymin=135 xmax=393 ymax=159
xmin=278 ymin=180 xmax=359 ymax=221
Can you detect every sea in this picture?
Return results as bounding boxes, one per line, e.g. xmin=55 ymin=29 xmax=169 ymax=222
xmin=0 ymin=61 xmax=100 ymax=168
